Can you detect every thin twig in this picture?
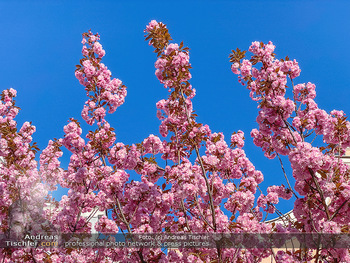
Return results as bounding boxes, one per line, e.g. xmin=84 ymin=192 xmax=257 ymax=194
xmin=284 ymin=120 xmax=298 ymax=145
xmin=276 ymin=153 xmax=299 ymax=199
xmin=181 ymin=199 xmax=192 ymax=232
xmin=194 ymin=195 xmax=214 ymax=230
xmin=308 ymin=168 xmax=331 ymax=220
xmin=330 ymin=199 xmax=349 ymax=221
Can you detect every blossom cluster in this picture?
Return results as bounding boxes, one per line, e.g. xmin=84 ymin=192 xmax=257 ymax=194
xmin=75 ymin=31 xmax=127 ymax=125
xmin=0 ymin=89 xmax=53 ymax=262
xmin=230 ymin=39 xmax=350 ymax=262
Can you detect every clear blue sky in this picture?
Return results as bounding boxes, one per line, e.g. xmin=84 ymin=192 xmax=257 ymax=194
xmin=1 ymin=1 xmax=350 ymax=215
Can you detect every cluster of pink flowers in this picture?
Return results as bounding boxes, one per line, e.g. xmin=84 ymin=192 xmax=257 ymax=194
xmin=95 ymin=216 xmax=119 ymax=233
xmin=143 ymin=21 xmax=285 ymax=261
xmin=230 ymin=130 xmax=245 ymax=148
xmin=231 ymin=39 xmax=350 ymax=261
xmin=75 ymin=31 xmax=126 ymax=125
xmin=109 ymin=142 xmax=140 ymax=170
xmin=142 ymin=134 xmax=164 ymax=155
xmin=154 ymin=39 xmax=191 ymax=88
xmin=145 ymin=19 xmax=159 ymax=33
xmin=62 ymin=120 xmax=85 ymax=152
xmin=39 ymin=139 xmax=63 ymax=190
xmin=0 ymin=89 xmax=53 ymax=263
xmin=293 ymin=82 xmax=316 ymax=102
